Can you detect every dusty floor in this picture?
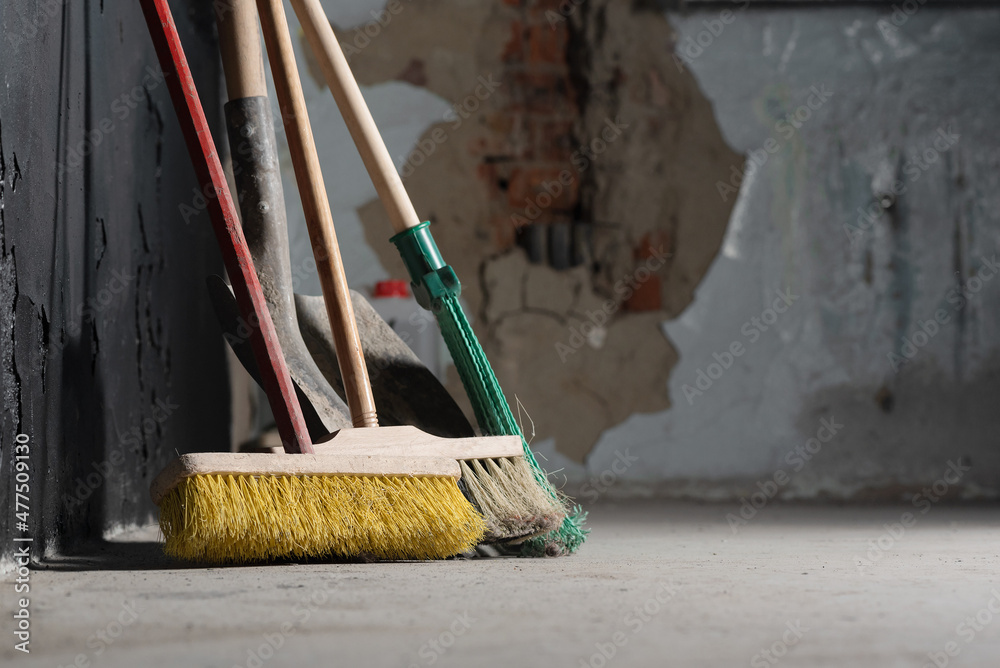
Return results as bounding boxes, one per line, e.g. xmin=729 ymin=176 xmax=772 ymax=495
xmin=8 ymin=502 xmax=1000 ymax=667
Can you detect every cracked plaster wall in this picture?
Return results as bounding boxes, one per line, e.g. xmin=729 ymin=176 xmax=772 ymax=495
xmin=277 ymin=1 xmax=1000 ymax=500
xmin=590 ymin=5 xmax=1000 ymax=500
xmin=281 ymin=0 xmax=737 ymax=464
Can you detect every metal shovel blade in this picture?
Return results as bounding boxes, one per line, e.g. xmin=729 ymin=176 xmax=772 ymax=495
xmin=295 ymin=291 xmax=475 ymax=439
xmin=211 ymin=276 xmax=474 ymax=439
xmin=207 ymin=274 xmax=352 ymax=438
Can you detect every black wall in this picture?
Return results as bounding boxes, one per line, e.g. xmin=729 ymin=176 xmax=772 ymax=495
xmin=0 ymin=0 xmax=229 ymax=564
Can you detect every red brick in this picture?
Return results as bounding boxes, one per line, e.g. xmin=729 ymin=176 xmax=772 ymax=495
xmin=507 ymin=167 xmax=578 ymax=211
xmin=502 ymin=21 xmax=526 ymax=63
xmin=635 ymin=231 xmax=673 ymax=260
xmin=506 ymin=167 xmax=530 ymax=208
xmin=527 ymin=24 xmax=567 ymax=65
xmin=529 ymin=0 xmax=569 ymax=24
xmin=625 ymin=277 xmax=662 ymax=312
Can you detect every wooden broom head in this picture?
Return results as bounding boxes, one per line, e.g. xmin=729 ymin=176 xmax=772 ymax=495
xmin=151 ymin=451 xmax=463 ymax=505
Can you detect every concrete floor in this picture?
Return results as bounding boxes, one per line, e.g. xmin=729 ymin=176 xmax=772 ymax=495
xmin=8 ymin=502 xmax=1000 ymax=667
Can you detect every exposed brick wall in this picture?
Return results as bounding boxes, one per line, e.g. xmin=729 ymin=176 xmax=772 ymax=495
xmin=477 ymin=0 xmax=582 ymax=258
xmin=347 ymin=0 xmax=741 ymax=460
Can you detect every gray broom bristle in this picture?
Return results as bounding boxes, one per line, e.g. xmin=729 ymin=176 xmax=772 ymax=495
xmin=460 ymin=457 xmax=565 ymax=542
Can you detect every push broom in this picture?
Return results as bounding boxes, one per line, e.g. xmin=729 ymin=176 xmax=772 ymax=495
xmin=254 ymin=0 xmax=563 ymax=545
xmin=288 ymin=0 xmax=587 ymax=555
xmin=140 ymin=0 xmax=517 ymax=563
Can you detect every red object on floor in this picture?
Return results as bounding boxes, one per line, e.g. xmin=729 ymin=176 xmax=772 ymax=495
xmin=374 ymin=280 xmax=411 ymax=298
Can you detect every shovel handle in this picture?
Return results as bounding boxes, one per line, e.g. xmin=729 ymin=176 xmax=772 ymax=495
xmin=255 ymin=0 xmax=379 ymax=428
xmin=139 ymin=0 xmax=313 ymax=454
xmin=218 ymin=0 xmax=267 ymax=100
xmin=289 ymin=0 xmax=422 ymax=235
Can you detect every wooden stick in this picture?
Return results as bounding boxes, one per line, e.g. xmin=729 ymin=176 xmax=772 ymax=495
xmin=318 ymin=426 xmax=523 ymax=459
xmin=289 ymin=0 xmax=422 ymax=235
xmin=255 ymin=0 xmax=378 ymax=428
xmin=151 ymin=453 xmax=461 ymax=504
xmin=139 ymin=0 xmax=313 ymax=454
xmin=217 ymin=0 xmax=266 ymax=100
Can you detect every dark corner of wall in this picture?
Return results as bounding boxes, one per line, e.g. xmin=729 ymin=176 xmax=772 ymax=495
xmin=0 ymin=0 xmax=230 ymax=567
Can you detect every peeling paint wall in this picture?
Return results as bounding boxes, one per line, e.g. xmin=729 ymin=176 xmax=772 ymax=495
xmin=280 ymin=0 xmax=737 ymax=462
xmin=0 ymin=0 xmax=229 ymax=565
xmin=584 ymin=5 xmax=1000 ymax=499
xmin=277 ymin=1 xmax=999 ymax=500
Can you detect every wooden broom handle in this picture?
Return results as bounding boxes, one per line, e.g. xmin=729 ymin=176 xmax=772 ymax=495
xmin=217 ymin=0 xmax=266 ymax=100
xmin=255 ymin=0 xmax=379 ymax=428
xmin=289 ymin=0 xmax=422 ymax=235
xmin=140 ymin=0 xmax=313 ymax=454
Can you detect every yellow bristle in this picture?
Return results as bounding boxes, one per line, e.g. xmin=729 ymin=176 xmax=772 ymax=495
xmin=157 ymin=474 xmax=485 ymax=563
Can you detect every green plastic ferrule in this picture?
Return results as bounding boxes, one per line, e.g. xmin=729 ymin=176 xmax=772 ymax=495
xmin=390 ymin=221 xmax=461 ymax=311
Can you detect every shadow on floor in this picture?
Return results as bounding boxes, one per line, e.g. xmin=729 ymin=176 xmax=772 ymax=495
xmin=35 ymin=535 xmax=515 ymax=572
xmin=35 ymin=538 xmax=201 ymax=572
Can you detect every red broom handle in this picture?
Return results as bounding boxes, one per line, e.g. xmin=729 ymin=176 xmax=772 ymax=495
xmin=139 ymin=0 xmax=313 ymax=455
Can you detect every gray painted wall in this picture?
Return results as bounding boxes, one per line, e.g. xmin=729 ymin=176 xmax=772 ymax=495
xmin=582 ymin=5 xmax=1000 ymax=498
xmin=0 ymin=0 xmax=229 ymax=567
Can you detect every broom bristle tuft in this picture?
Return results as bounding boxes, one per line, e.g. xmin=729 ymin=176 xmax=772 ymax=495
xmin=436 ymin=293 xmax=587 ymax=554
xmin=158 ymin=473 xmax=485 ymax=563
xmin=459 ymin=457 xmax=564 ymax=542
